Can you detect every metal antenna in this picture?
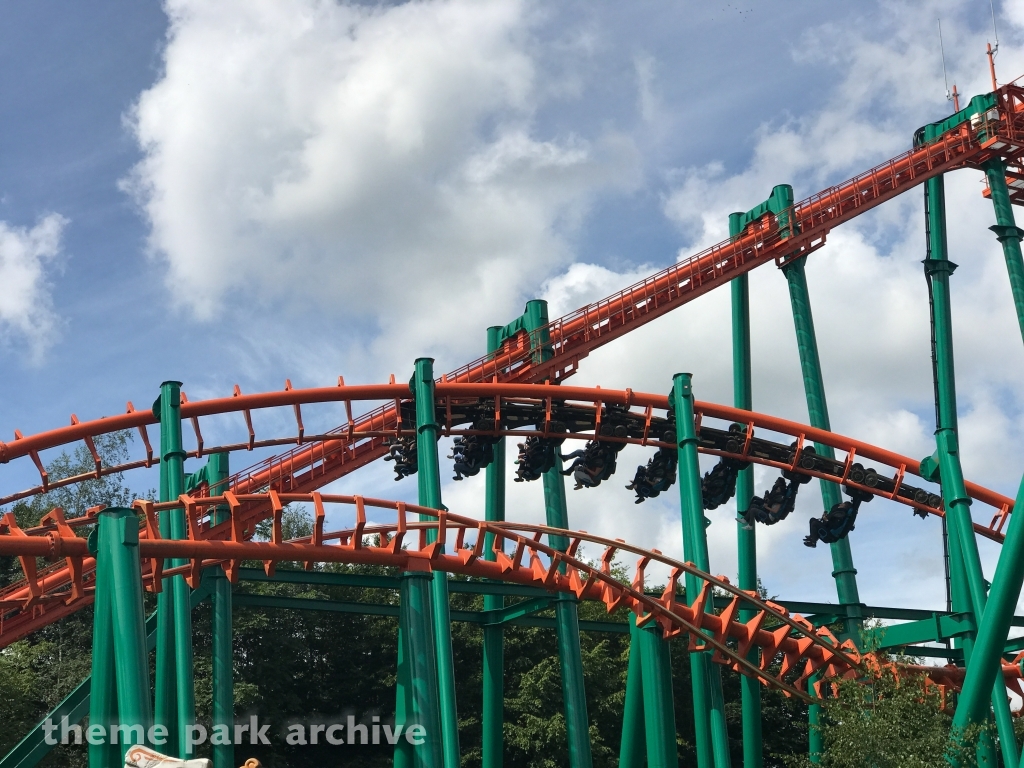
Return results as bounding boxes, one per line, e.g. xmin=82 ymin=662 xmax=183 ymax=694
xmin=991 ymin=0 xmax=1000 ymax=55
xmin=938 ymin=18 xmax=952 ymax=102
xmin=987 ymin=0 xmax=1000 ymax=91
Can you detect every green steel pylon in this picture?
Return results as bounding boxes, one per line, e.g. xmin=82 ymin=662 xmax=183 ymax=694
xmin=780 ymin=258 xmax=862 ymax=634
xmin=482 ymin=325 xmax=506 ymax=768
xmin=526 ymin=299 xmax=594 ymax=768
xmin=673 ymin=373 xmax=731 ymax=768
xmin=636 ymin=619 xmax=678 ymax=768
xmin=923 ymin=172 xmax=1012 ymax=766
xmin=413 ymin=358 xmax=461 ymax=768
xmin=955 ymin=163 xmax=1024 ymax=767
xmin=728 ymin=209 xmax=763 ymax=768
xmin=154 ymin=381 xmax=196 ymax=758
xmin=924 ymin=170 xmax=1017 ymax=766
xmin=204 ymin=453 xmax=235 ymax=768
xmin=90 ymin=508 xmax=153 ymax=766
xmin=394 ymin=359 xmax=451 ymax=768
xmin=619 ymin=633 xmax=646 ymax=768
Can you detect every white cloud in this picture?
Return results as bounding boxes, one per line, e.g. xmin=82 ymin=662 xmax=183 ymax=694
xmin=124 ymin=0 xmax=640 ymax=373
xmin=0 ymin=214 xmax=67 ymax=363
xmin=122 ymin=0 xmax=1024 ymax=610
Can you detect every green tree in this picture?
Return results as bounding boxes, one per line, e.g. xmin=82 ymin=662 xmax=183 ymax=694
xmin=783 ymin=655 xmax=986 ymax=768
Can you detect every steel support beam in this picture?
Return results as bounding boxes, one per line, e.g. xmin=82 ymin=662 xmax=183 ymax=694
xmin=393 ymin=359 xmax=451 ymax=768
xmin=156 ymin=381 xmax=196 ymax=757
xmin=619 ymin=630 xmax=646 ymax=768
xmin=780 ymin=258 xmax=862 ymax=635
xmin=89 ymin=518 xmax=119 ymax=768
xmin=529 ymin=299 xmax=594 ymax=768
xmin=97 ymin=508 xmax=153 ymax=763
xmin=808 ymin=673 xmax=822 ymax=763
xmin=5 ymin=593 xmax=207 ymax=768
xmin=232 ymin=594 xmax=626 ymax=633
xmin=482 ymin=325 xmax=506 ymax=768
xmin=205 ymin=453 xmax=234 ymax=768
xmin=868 ymin=613 xmax=975 ymax=649
xmin=413 ymin=358 xmax=461 ymax=768
xmin=983 ymin=158 xmax=1024 ymax=341
xmin=673 ymin=373 xmax=731 ymax=768
xmin=731 ymin=268 xmax=763 ymax=768
xmin=394 ymin=625 xmax=411 ymax=768
xmin=781 ymin=255 xmax=860 ymax=766
xmin=924 ymin=175 xmax=1009 ymax=766
xmin=396 ymin=573 xmax=444 ymax=768
xmin=636 ymin=620 xmax=678 ymax=768
xmin=543 ymin=462 xmax=594 ymax=768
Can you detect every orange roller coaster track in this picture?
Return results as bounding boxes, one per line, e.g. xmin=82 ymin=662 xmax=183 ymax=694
xmin=4 ymin=493 xmax=1023 ymax=707
xmin=5 ymin=81 xmax=1024 ymax=768
xmin=0 ymin=492 xmax=866 ymax=703
xmin=6 ymin=86 xmax=1024 ymax=508
xmin=0 ymin=382 xmax=1016 ymax=647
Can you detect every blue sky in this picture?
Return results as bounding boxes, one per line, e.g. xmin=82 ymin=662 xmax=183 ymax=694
xmin=3 ymin=0 xmax=1024 ymax=616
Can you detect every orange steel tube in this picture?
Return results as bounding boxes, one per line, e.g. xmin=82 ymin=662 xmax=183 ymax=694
xmin=0 ymin=513 xmax=858 ymax=702
xmin=694 ymin=401 xmax=1015 ymax=516
xmin=9 ymin=84 xmax=1024 ymax=509
xmin=0 ymin=383 xmax=1015 ymax=519
xmin=0 ymin=384 xmax=412 ymax=464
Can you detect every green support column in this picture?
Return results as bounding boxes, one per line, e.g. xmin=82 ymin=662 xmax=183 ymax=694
xmin=729 ymin=217 xmax=763 ymax=768
xmin=99 ymin=508 xmax=153 ymax=761
xmin=89 ymin=522 xmax=119 ymax=768
xmin=527 ymin=299 xmax=594 ymax=768
xmin=396 ymin=572 xmax=444 ymax=768
xmin=154 ymin=438 xmax=176 ymax=749
xmin=619 ymin=628 xmax=646 ymax=768
xmin=543 ymin=465 xmax=594 ymax=768
xmin=156 ymin=381 xmax=195 ymax=757
xmin=780 ymin=258 xmax=862 ymax=635
xmin=553 ymin=590 xmax=593 ymax=768
xmin=414 ymin=358 xmax=458 ymax=766
xmin=394 ymin=624 xmax=414 ymax=768
xmin=952 ymin=473 xmax=1024 ymax=759
xmin=977 ymin=169 xmax=1024 ymax=765
xmin=207 ymin=453 xmax=234 ymax=768
xmin=672 ymin=373 xmax=732 ymax=768
xmin=482 ymin=326 xmax=506 ymax=768
xmin=983 ymin=158 xmax=1024 ymax=340
xmin=807 ymin=673 xmax=823 ymax=764
xmin=636 ymin=620 xmax=678 ymax=768
xmin=925 ymin=174 xmax=1016 ymax=765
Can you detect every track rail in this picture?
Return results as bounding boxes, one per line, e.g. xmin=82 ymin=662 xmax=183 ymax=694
xmin=0 ymin=382 xmax=1016 ymax=646
xmin=5 ymin=88 xmax=1024 ymax=649
xmin=212 ymin=84 xmax=1024 ymax=500
xmin=0 ymin=492 xmax=862 ymax=702
xmin=7 ymin=87 xmax=1024 ymax=510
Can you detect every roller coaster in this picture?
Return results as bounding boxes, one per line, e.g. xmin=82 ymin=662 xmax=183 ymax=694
xmin=4 ymin=80 xmax=1024 ymax=768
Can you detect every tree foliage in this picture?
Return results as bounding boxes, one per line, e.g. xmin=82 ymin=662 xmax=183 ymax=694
xmin=783 ymin=655 xmax=988 ymax=768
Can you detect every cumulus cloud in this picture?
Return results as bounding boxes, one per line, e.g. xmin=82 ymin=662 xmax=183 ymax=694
xmin=0 ymin=214 xmax=67 ymax=363
xmin=124 ymin=0 xmax=640 ymax=371
xmin=124 ymin=0 xmax=1024 ymax=609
